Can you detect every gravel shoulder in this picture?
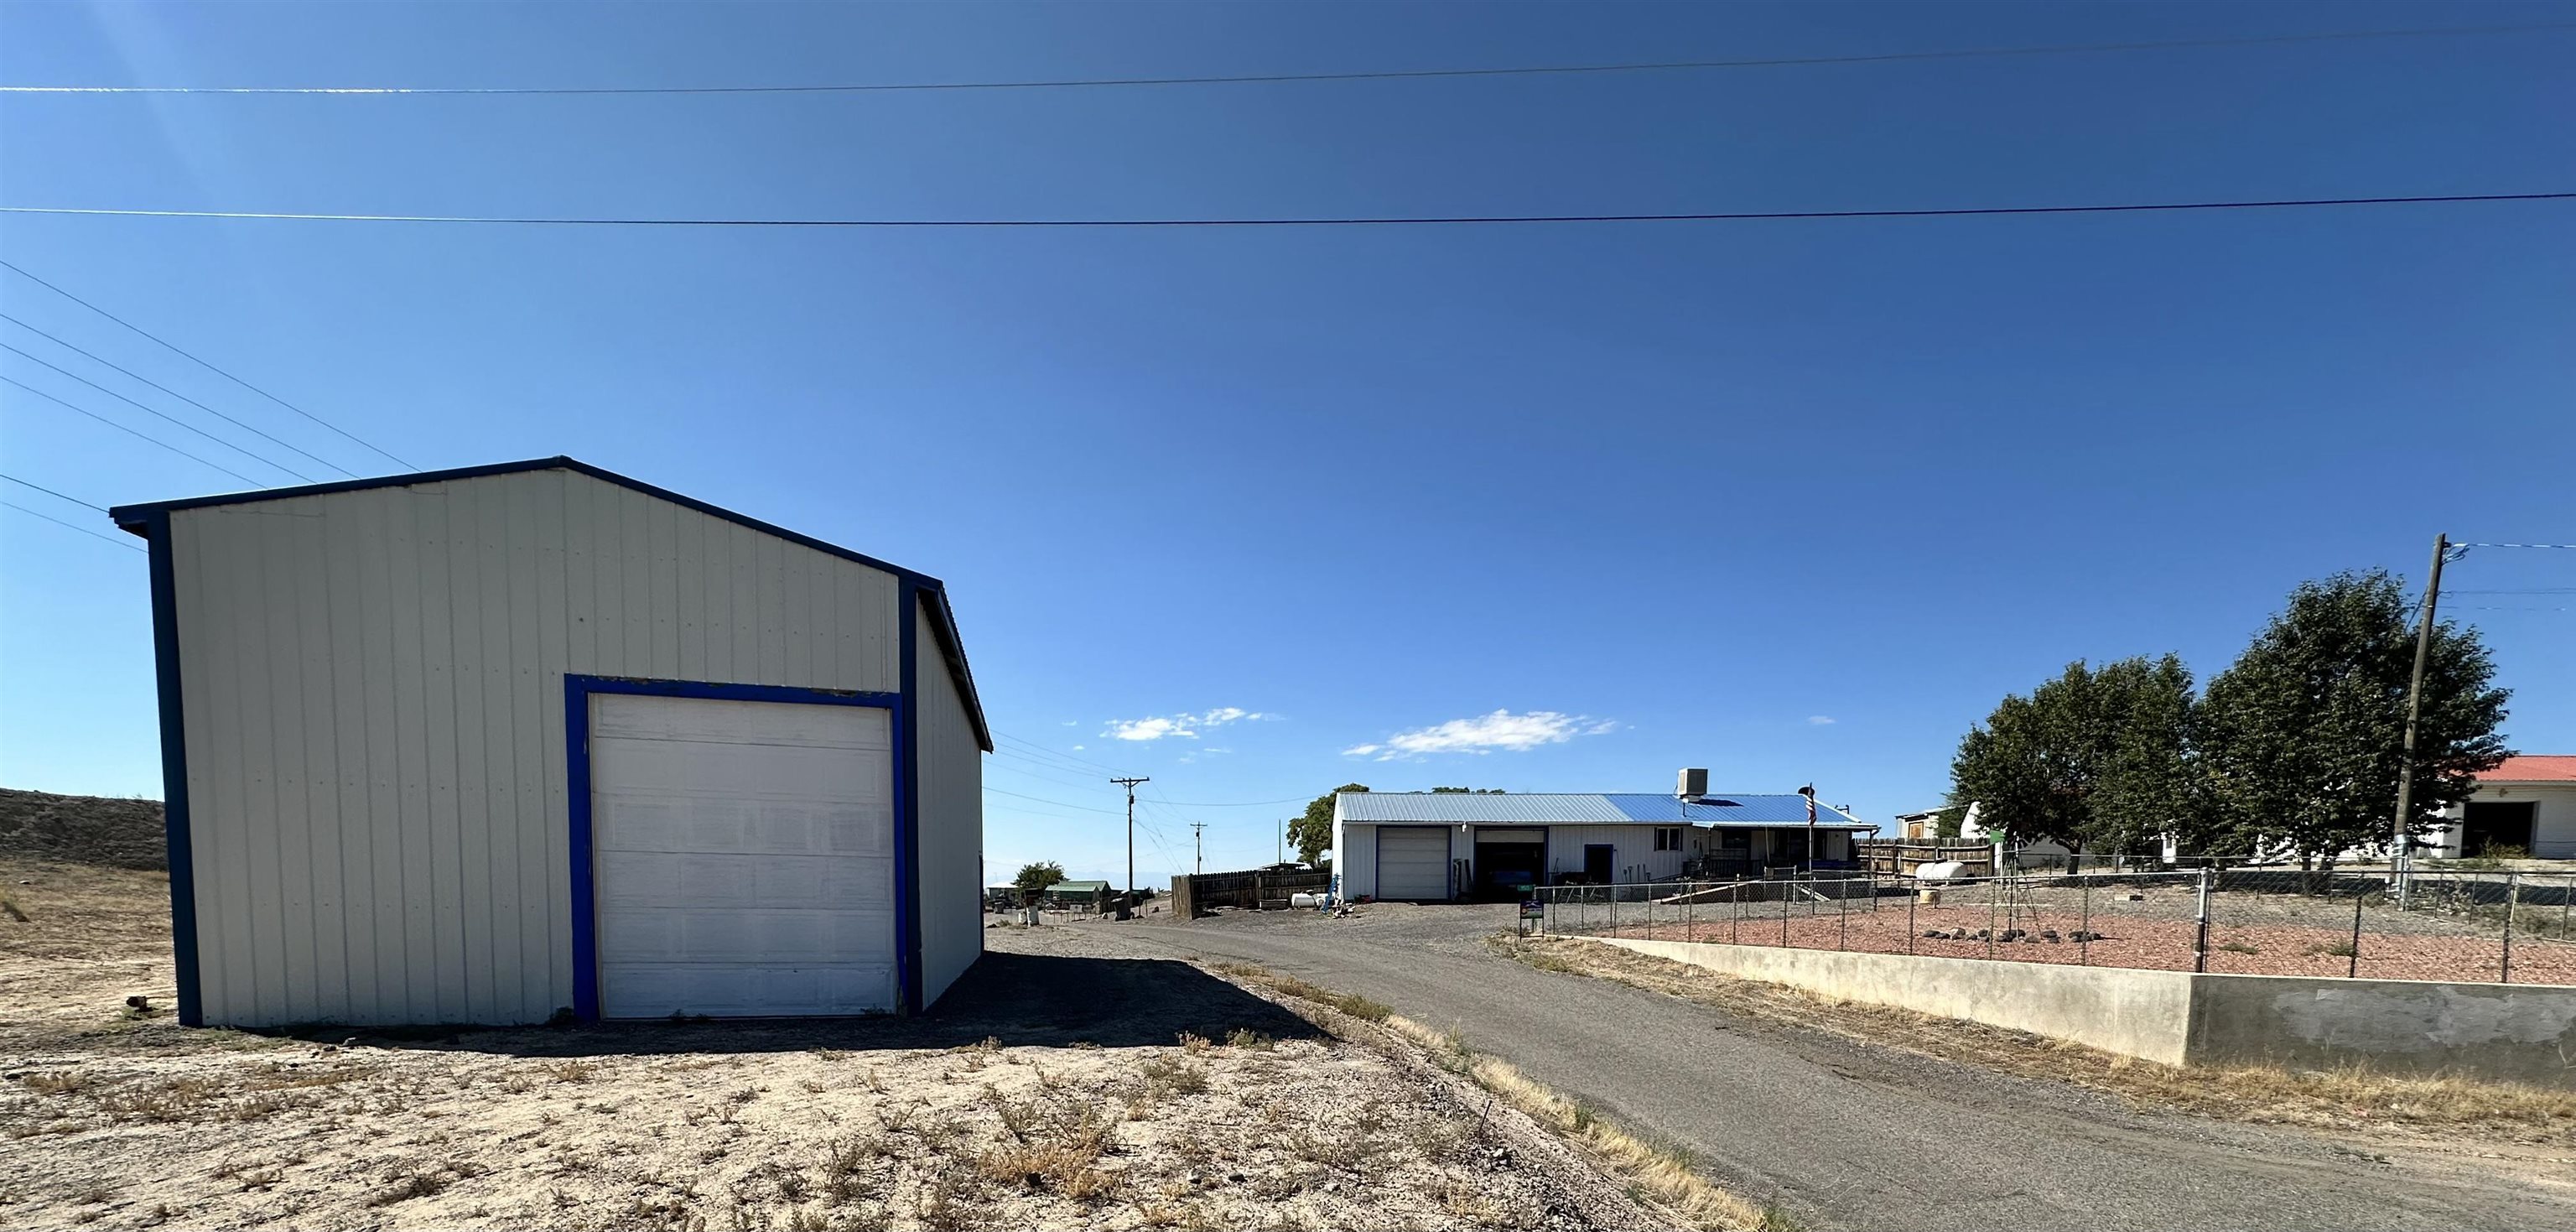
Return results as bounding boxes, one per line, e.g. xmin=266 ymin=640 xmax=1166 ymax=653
xmin=1098 ymin=902 xmax=2576 ymax=1232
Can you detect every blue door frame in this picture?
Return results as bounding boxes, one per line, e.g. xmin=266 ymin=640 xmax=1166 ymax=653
xmin=564 ymin=674 xmax=907 ymax=1021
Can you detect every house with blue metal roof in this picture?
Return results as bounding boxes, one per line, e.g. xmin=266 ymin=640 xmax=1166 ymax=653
xmin=1332 ymin=770 xmax=1875 ymax=902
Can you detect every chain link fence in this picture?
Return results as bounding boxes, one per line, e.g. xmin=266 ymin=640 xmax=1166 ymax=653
xmin=1539 ymin=869 xmax=2576 ymax=985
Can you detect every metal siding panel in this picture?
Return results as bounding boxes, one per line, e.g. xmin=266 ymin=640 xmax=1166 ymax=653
xmin=357 ymin=493 xmax=415 ymax=1021
xmin=446 ymin=485 xmax=497 ymax=1022
xmin=757 ymin=533 xmax=787 ymax=684
xmin=1339 ymin=823 xmax=1374 ymax=898
xmin=651 ymin=496 xmax=681 ymax=678
xmin=413 ymin=493 xmax=465 ymax=1020
xmin=506 ymin=475 xmax=554 ymax=1019
xmin=248 ymin=512 xmax=319 ymax=1024
xmin=914 ymin=604 xmax=983 ymax=1006
xmin=472 ymin=481 xmax=525 ymax=1021
xmin=620 ymin=486 xmax=653 ymax=672
xmin=323 ymin=496 xmax=382 ymax=1020
xmin=808 ymin=554 xmax=837 ymax=689
xmin=729 ymin=522 xmax=759 ymax=678
xmin=538 ymin=472 xmax=575 ymax=1008
xmin=221 ymin=514 xmax=288 ymax=1024
xmin=170 ymin=514 xmax=237 ymax=1022
xmin=675 ymin=502 xmax=705 ymax=683
xmin=782 ymin=538 xmax=811 ymax=684
xmin=288 ymin=508 xmax=350 ymax=1021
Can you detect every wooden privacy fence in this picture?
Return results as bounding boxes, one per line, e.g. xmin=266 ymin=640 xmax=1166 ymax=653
xmin=1858 ymin=840 xmax=1993 ymax=878
xmin=1171 ymin=867 xmax=1332 ymax=919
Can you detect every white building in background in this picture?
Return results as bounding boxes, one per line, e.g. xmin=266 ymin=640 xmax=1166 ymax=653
xmin=2423 ymin=756 xmax=2576 ymax=860
xmin=1331 ymin=772 xmax=1875 ymax=902
xmin=112 ymin=457 xmax=992 ymax=1027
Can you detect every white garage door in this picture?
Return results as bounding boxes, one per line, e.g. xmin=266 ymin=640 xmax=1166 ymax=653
xmin=589 ymin=694 xmax=896 ymax=1018
xmin=1376 ymin=827 xmax=1452 ymax=901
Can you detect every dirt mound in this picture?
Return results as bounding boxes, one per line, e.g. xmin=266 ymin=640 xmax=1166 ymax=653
xmin=0 ymin=789 xmax=166 ymax=870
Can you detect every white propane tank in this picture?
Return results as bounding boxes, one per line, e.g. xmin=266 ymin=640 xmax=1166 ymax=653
xmin=1290 ymin=892 xmax=1325 ymax=909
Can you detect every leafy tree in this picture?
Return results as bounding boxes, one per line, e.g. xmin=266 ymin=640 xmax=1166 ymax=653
xmin=1429 ymin=787 xmax=1505 ymax=793
xmin=1012 ymin=860 xmax=1067 ymax=897
xmin=1948 ymin=654 xmax=2204 ymax=853
xmin=1289 ymin=784 xmax=1367 ymax=866
xmin=2198 ymin=571 xmax=2508 ymax=870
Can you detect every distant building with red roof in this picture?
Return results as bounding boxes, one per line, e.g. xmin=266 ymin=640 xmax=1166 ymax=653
xmin=2439 ymin=755 xmax=2576 ymax=859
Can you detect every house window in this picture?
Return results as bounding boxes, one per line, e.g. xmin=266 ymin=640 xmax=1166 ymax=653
xmin=1653 ymin=827 xmax=1683 ymax=851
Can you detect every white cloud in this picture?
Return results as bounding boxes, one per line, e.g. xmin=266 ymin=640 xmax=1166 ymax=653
xmin=1343 ymin=710 xmax=1616 ymax=762
xmin=1070 ymin=745 xmax=1085 ymax=751
xmin=1102 ymin=708 xmax=1271 ymax=742
xmin=1807 ymin=715 xmax=1836 ymax=725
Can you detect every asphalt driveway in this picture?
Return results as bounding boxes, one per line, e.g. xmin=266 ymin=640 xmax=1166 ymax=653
xmin=1083 ymin=902 xmax=2575 ymax=1232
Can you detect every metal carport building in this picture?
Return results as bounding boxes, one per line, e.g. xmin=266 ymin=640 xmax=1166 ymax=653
xmin=111 ymin=457 xmax=992 ymax=1027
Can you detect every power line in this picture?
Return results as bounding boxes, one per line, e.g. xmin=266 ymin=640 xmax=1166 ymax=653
xmin=7 ymin=192 xmax=2569 ymax=229
xmin=982 ymin=786 xmax=1124 ymax=815
xmin=0 ymin=261 xmax=417 ymax=469
xmin=1155 ymin=794 xmax=1315 ymax=808
xmin=0 ymin=472 xmax=107 ymax=512
xmin=5 ymin=22 xmax=2567 ymax=95
xmin=2 ymin=374 xmax=267 ymax=486
xmin=1 ymin=312 xmax=356 ymax=478
xmin=1 ymin=342 xmax=316 ymax=481
xmin=995 ymin=733 xmax=1139 ymax=775
xmin=1 ymin=499 xmax=142 ymax=552
xmin=2456 ymin=542 xmax=2576 ymax=549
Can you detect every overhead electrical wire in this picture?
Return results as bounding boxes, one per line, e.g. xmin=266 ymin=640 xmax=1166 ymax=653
xmin=0 ymin=472 xmax=107 ymax=512
xmin=2 ymin=375 xmax=267 ymax=486
xmin=0 ymin=261 xmax=417 ymax=470
xmin=1 ymin=500 xmax=142 ymax=552
xmin=0 ymin=312 xmax=356 ymax=478
xmin=982 ymin=786 xmax=1124 ymax=815
xmin=6 ymin=192 xmax=2569 ymax=229
xmin=3 ymin=22 xmax=2567 ymax=95
xmin=0 ymin=342 xmax=317 ymax=481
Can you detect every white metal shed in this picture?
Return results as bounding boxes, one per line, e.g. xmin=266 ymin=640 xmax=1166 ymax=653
xmin=111 ymin=457 xmax=993 ymax=1027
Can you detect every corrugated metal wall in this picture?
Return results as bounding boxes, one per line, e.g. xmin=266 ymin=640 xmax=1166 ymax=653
xmin=911 ymin=602 xmax=984 ymax=1006
xmin=169 ymin=468 xmax=904 ymax=1026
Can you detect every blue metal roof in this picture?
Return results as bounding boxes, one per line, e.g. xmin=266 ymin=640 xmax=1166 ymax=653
xmin=1337 ymin=792 xmax=1872 ymax=829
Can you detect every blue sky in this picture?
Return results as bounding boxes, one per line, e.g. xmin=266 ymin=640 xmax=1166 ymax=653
xmin=2 ymin=1 xmax=2568 ymax=887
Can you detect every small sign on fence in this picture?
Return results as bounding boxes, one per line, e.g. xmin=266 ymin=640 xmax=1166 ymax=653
xmin=1519 ymin=897 xmax=1544 ymax=920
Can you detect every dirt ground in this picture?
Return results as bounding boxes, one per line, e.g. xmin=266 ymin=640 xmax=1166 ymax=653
xmin=0 ymin=859 xmax=1662 ymax=1230
xmin=0 ymin=789 xmax=166 ymax=871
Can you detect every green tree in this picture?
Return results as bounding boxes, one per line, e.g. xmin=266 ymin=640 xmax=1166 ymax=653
xmin=1948 ymin=654 xmax=2204 ymax=853
xmin=2198 ymin=571 xmax=2508 ymax=870
xmin=1289 ymin=784 xmax=1367 ymax=866
xmin=1012 ymin=860 xmax=1067 ymax=898
xmin=1429 ymin=787 xmax=1505 ymax=793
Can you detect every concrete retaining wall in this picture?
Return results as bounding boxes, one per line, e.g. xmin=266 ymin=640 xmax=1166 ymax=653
xmin=2188 ymin=975 xmax=2576 ymax=1085
xmin=1593 ymin=938 xmax=2195 ymax=1065
xmin=1587 ymin=937 xmax=2576 ymax=1087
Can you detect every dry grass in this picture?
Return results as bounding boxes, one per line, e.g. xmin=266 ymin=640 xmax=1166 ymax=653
xmin=1501 ymin=935 xmax=2576 ymax=1146
xmin=1384 ymin=1015 xmax=1779 ymax=1231
xmin=1208 ymin=958 xmax=1775 ymax=1230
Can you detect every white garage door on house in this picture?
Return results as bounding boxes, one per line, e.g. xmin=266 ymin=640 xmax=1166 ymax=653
xmin=589 ymin=694 xmax=897 ymax=1018
xmin=1376 ymin=826 xmax=1452 ymax=901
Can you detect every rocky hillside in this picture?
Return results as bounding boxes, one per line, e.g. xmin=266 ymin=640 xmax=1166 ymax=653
xmin=0 ymin=788 xmax=166 ymax=870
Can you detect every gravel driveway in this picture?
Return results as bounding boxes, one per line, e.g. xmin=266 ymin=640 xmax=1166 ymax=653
xmin=1073 ymin=903 xmax=2576 ymax=1232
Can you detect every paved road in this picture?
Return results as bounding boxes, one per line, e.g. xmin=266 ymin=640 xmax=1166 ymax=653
xmin=1092 ymin=904 xmax=2575 ymax=1232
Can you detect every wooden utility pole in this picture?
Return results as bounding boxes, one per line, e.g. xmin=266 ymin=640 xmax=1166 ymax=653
xmin=1190 ymin=821 xmax=1207 ymax=874
xmin=2391 ymin=533 xmax=2449 ymax=898
xmin=1110 ymin=777 xmax=1150 ymax=901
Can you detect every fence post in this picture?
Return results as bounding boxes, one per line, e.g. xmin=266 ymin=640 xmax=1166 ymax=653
xmin=1608 ymin=886 xmax=1618 ymax=938
xmin=2194 ymin=866 xmax=2214 ymax=975
xmin=1907 ymin=878 xmax=1918 ymax=954
xmin=1987 ymin=875 xmax=1999 ymax=959
xmin=2349 ymin=881 xmax=2366 ymax=979
xmin=2501 ymin=872 xmax=2518 ymax=985
xmin=2080 ymin=876 xmax=2092 ymax=967
xmin=1782 ymin=884 xmax=1791 ymax=948
xmin=1685 ymin=883 xmax=1695 ymax=942
xmin=1837 ymin=886 xmax=1848 ymax=952
xmin=1644 ymin=886 xmax=1654 ymax=942
xmin=1732 ymin=885 xmax=1742 ymax=944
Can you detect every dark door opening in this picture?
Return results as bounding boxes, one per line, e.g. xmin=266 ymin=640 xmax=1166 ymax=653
xmin=1472 ymin=841 xmax=1545 ymax=899
xmin=1582 ymin=843 xmax=1614 ymax=884
xmin=2463 ymin=801 xmax=2537 ymax=857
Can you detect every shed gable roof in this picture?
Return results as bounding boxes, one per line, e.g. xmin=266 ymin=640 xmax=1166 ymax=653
xmin=108 ymin=456 xmax=992 ymax=751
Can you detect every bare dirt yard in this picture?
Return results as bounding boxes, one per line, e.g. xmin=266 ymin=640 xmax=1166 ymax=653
xmin=1 ymin=859 xmax=1666 ymax=1231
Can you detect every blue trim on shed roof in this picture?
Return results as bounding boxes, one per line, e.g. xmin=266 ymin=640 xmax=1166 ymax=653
xmin=1336 ymin=791 xmax=1873 ymax=829
xmin=108 ymin=455 xmax=993 ymax=752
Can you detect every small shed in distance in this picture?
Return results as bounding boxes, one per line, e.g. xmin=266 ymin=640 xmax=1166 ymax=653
xmin=112 ymin=457 xmax=993 ymax=1027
